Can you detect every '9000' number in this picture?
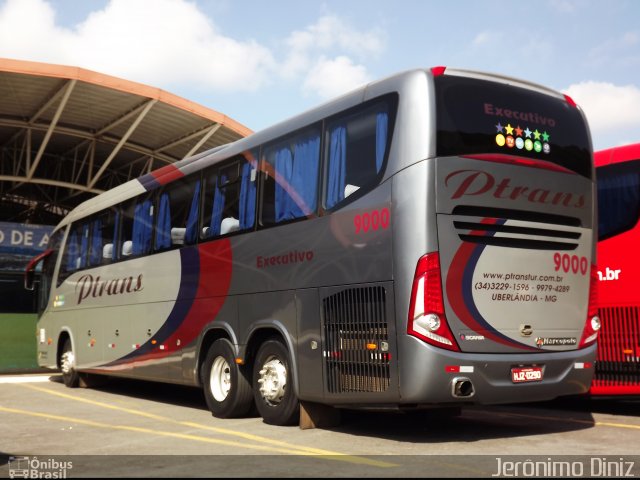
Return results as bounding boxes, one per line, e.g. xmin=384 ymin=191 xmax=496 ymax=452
xmin=354 ymin=208 xmax=390 ymax=234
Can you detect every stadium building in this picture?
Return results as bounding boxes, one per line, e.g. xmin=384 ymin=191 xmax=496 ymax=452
xmin=0 ymin=58 xmax=250 ymax=314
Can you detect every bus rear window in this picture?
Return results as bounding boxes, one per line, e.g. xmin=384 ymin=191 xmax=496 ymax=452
xmin=435 ymin=75 xmax=592 ymax=178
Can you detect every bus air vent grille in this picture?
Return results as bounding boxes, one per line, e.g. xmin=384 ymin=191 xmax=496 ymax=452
xmin=452 ymin=206 xmax=582 ymax=251
xmin=322 ymin=285 xmax=390 ymax=394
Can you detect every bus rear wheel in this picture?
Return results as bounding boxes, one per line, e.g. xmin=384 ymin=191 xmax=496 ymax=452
xmin=202 ymin=338 xmax=253 ymax=418
xmin=60 ymin=338 xmax=79 ymax=388
xmin=253 ymin=339 xmax=299 ymax=426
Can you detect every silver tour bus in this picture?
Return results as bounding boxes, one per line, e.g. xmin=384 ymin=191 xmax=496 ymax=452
xmin=26 ymin=67 xmax=599 ymax=426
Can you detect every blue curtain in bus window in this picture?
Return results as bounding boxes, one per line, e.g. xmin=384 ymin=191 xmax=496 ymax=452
xmin=89 ymin=218 xmax=103 ymax=266
xmin=327 ymin=125 xmax=347 ymax=209
xmin=112 ymin=210 xmax=120 ymax=261
xmin=239 ymin=163 xmax=256 ymax=229
xmin=132 ymin=200 xmax=153 ymax=255
xmin=66 ymin=230 xmax=79 ymax=271
xmin=209 ymin=176 xmax=226 ymax=237
xmin=185 ymin=180 xmax=201 ymax=244
xmin=79 ymin=223 xmax=89 ymax=269
xmin=156 ymin=193 xmax=171 ymax=250
xmin=376 ymin=112 xmax=388 ymax=173
xmin=274 ymin=147 xmax=294 ymax=222
xmin=598 ymin=170 xmax=640 ymax=239
xmin=292 ymin=134 xmax=320 ymax=216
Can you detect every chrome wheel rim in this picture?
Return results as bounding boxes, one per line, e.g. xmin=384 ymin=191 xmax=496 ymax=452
xmin=210 ymin=356 xmax=231 ymax=402
xmin=257 ymin=355 xmax=287 ymax=406
xmin=61 ymin=349 xmax=75 ymax=375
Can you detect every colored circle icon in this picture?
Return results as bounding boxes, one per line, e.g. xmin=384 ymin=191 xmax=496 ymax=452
xmin=515 ymin=137 xmax=524 ymax=149
xmin=534 ymin=140 xmax=542 ymax=153
xmin=506 ymin=136 xmax=515 ymax=148
xmin=543 ymin=143 xmax=550 ymax=154
xmin=496 ymin=134 xmax=506 ymax=147
xmin=525 ymin=139 xmax=533 ymax=151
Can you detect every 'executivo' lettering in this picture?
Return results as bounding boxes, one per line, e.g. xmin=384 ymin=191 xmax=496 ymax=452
xmin=257 ymin=250 xmax=314 ymax=269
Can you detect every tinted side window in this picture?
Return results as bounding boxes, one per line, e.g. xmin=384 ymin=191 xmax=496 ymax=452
xmin=120 ymin=196 xmax=154 ymax=258
xmin=324 ymin=101 xmax=392 ymax=210
xmin=88 ymin=209 xmax=118 ymax=266
xmin=201 ymin=152 xmax=257 ymax=239
xmin=155 ymin=177 xmax=201 ymax=251
xmin=262 ymin=127 xmax=320 ymax=225
xmin=597 ymin=160 xmax=640 ymax=240
xmin=62 ymin=222 xmax=89 ymax=275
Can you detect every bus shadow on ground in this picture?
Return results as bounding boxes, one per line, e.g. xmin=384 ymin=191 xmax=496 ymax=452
xmin=48 ymin=374 xmax=208 ymax=411
xmin=331 ymin=404 xmax=595 ymax=443
xmin=47 ymin=375 xmax=598 ymax=443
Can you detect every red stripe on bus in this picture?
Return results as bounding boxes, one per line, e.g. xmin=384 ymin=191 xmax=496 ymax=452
xmin=150 ymin=164 xmax=185 ymax=185
xmin=446 ymin=219 xmax=535 ymax=350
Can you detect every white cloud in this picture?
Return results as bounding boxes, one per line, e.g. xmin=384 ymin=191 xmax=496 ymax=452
xmin=282 ymin=14 xmax=383 ymax=83
xmin=563 ymin=81 xmax=640 ymax=149
xmin=302 ymin=56 xmax=370 ymax=99
xmin=286 ymin=15 xmax=384 ymax=58
xmin=0 ymin=0 xmax=275 ymax=91
xmin=587 ymin=31 xmax=640 ymax=69
xmin=563 ymin=81 xmax=640 ymax=131
xmin=0 ymin=0 xmax=383 ymax=99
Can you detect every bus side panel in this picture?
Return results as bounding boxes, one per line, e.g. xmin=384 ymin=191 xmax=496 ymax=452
xmin=295 ymin=288 xmax=324 ymax=402
xmin=229 ymin=182 xmax=394 ymax=294
xmin=598 ymin=230 xmax=640 ymax=307
xmin=237 ymin=290 xmax=298 ymax=383
xmin=61 ymin=309 xmax=104 ymax=370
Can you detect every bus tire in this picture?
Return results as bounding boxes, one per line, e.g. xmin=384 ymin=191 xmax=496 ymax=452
xmin=201 ymin=338 xmax=253 ymax=418
xmin=253 ymin=339 xmax=299 ymax=426
xmin=60 ymin=338 xmax=80 ymax=388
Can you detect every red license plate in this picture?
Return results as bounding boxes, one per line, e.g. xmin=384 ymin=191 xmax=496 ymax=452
xmin=511 ymin=366 xmax=543 ymax=383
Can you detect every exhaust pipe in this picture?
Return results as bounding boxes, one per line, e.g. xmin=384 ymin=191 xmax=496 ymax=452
xmin=451 ymin=377 xmax=475 ymax=398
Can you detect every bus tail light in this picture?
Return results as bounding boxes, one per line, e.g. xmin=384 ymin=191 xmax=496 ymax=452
xmin=579 ymin=265 xmax=600 ymax=348
xmin=408 ymin=253 xmax=459 ymax=351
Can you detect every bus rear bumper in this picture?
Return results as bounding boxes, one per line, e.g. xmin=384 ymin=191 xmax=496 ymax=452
xmin=398 ymin=340 xmax=597 ymax=406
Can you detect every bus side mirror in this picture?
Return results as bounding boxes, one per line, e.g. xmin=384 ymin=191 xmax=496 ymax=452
xmin=24 ymin=268 xmax=35 ymax=291
xmin=24 ymin=249 xmax=53 ymax=291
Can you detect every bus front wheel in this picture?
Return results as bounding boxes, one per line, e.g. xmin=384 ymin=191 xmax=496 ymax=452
xmin=253 ymin=339 xmax=299 ymax=426
xmin=60 ymin=338 xmax=79 ymax=388
xmin=201 ymin=338 xmax=253 ymax=418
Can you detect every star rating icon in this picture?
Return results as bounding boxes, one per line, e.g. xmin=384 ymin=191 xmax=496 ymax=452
xmin=514 ymin=125 xmax=523 ymax=137
xmin=524 ymin=127 xmax=532 ymax=138
xmin=533 ymin=129 xmax=541 ymax=140
xmin=542 ymin=131 xmax=550 ymax=142
xmin=495 ymin=122 xmax=504 ymax=133
xmin=505 ymin=124 xmax=514 ymax=135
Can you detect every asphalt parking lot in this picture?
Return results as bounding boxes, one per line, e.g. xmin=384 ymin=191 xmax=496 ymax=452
xmin=1 ymin=373 xmax=640 ymax=478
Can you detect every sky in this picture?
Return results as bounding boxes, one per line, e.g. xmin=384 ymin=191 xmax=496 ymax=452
xmin=1 ymin=0 xmax=639 ymax=151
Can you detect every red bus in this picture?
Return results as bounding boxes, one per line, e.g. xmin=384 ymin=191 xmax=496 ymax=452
xmin=593 ymin=142 xmax=640 ymax=394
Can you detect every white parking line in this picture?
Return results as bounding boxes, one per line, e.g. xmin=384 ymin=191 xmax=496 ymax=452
xmin=0 ymin=374 xmax=58 ymax=383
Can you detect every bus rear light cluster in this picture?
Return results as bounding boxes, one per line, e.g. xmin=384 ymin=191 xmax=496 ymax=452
xmin=579 ymin=265 xmax=600 ymax=348
xmin=408 ymin=253 xmax=459 ymax=351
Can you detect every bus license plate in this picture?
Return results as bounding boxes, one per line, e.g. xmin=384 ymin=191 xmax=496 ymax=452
xmin=511 ymin=366 xmax=543 ymax=383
